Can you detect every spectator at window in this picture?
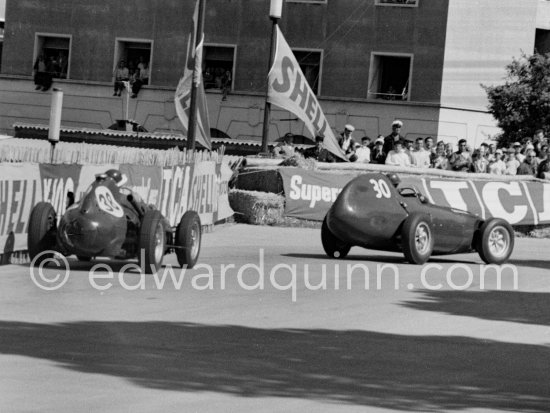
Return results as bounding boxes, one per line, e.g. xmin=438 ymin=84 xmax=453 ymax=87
xmin=354 ymin=136 xmax=371 ymax=163
xmin=517 ymin=150 xmax=537 ymax=176
xmin=56 ymin=53 xmax=68 ymax=78
xmin=371 ymin=136 xmax=386 ymax=164
xmin=303 ymin=134 xmax=335 ymax=162
xmin=488 ymin=149 xmax=506 ymax=175
xmin=449 ymin=139 xmax=472 ymax=172
xmin=113 ymin=60 xmax=129 ymax=97
xmin=221 ymin=70 xmax=232 ymax=101
xmin=338 ymin=124 xmax=357 ymax=161
xmin=272 ymin=133 xmax=295 ymax=159
xmin=385 ymin=140 xmax=411 ymax=167
xmin=410 ymin=137 xmax=431 ymax=168
xmin=131 ymin=61 xmax=149 ymax=98
xmin=383 ymin=120 xmax=404 ymax=155
xmin=33 ymin=54 xmax=52 ymax=91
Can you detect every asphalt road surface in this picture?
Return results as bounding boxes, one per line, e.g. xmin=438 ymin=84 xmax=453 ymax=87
xmin=0 ymin=224 xmax=549 ymax=413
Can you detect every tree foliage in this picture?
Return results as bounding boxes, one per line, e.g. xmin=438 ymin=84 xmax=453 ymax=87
xmin=483 ymin=53 xmax=550 ymax=147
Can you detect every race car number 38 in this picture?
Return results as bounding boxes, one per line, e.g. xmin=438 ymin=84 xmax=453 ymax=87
xmin=95 ymin=186 xmax=124 ymax=218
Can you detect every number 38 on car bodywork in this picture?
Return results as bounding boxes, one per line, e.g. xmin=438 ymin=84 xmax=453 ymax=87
xmin=27 ymin=169 xmax=202 ymax=273
xmin=322 ymin=173 xmax=514 ymax=265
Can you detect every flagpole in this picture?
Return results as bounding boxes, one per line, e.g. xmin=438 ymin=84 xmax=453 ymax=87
xmin=186 ymin=0 xmax=206 ymax=152
xmin=260 ymin=0 xmax=282 ymax=154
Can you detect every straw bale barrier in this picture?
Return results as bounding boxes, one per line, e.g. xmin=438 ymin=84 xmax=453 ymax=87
xmin=229 ymin=189 xmax=285 ymax=225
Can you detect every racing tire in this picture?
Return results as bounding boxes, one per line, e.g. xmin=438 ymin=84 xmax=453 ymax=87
xmin=321 ymin=216 xmax=351 ymax=259
xmin=401 ymin=213 xmax=434 ymax=265
xmin=139 ymin=210 xmax=166 ymax=274
xmin=175 ymin=211 xmax=201 ymax=269
xmin=28 ymin=202 xmax=57 ymax=265
xmin=476 ymin=218 xmax=514 ymax=265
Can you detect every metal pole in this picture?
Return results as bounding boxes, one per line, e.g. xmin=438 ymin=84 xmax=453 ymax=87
xmin=260 ymin=17 xmax=278 ymax=154
xmin=187 ymin=0 xmax=206 ymax=152
xmin=48 ymin=88 xmax=63 ymax=164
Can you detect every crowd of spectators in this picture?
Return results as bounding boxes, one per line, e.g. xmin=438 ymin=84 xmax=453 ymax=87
xmin=276 ymin=120 xmax=550 ymax=179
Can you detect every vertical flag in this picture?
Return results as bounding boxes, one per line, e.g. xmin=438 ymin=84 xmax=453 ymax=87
xmin=268 ymin=26 xmax=346 ymax=161
xmin=175 ymin=0 xmax=212 ymax=150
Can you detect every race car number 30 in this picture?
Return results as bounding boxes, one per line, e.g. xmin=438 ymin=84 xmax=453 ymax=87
xmin=95 ymin=186 xmax=124 ymax=218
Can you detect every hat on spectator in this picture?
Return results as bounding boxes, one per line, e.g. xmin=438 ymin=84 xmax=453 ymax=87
xmin=344 ymin=124 xmax=355 ymax=132
xmin=525 ymin=143 xmax=535 ymax=151
xmin=375 ymin=137 xmax=384 ymax=144
xmin=513 ymin=141 xmax=521 ymax=147
xmin=496 ymin=149 xmax=503 ymax=154
xmin=508 ymin=147 xmax=516 ymax=153
xmin=392 ymin=120 xmax=403 ymax=127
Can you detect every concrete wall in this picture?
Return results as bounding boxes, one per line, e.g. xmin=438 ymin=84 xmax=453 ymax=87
xmin=2 ymin=0 xmax=449 ymax=102
xmin=2 ymin=76 xmax=498 ymax=147
xmin=440 ymin=0 xmax=538 ymax=111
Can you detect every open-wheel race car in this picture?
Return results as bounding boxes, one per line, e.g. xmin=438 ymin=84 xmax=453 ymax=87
xmin=28 ymin=169 xmax=201 ymax=273
xmin=322 ymin=173 xmax=514 ymax=265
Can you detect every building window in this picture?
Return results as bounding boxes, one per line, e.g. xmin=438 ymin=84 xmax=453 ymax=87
xmin=375 ymin=0 xmax=418 ymax=7
xmin=203 ymin=44 xmax=236 ymax=92
xmin=368 ymin=53 xmax=413 ymax=101
xmin=292 ymin=49 xmax=323 ymax=95
xmin=114 ymin=38 xmax=153 ymax=84
xmin=34 ymin=33 xmax=71 ymax=79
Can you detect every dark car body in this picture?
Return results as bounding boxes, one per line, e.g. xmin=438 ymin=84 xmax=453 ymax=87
xmin=322 ymin=173 xmax=514 ymax=264
xmin=28 ymin=170 xmax=202 ymax=272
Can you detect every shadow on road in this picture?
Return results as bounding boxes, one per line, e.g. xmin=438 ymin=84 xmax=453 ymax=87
xmin=0 ymin=320 xmax=548 ymax=411
xmin=282 ymin=253 xmax=478 ymax=265
xmin=403 ymin=289 xmax=550 ymax=327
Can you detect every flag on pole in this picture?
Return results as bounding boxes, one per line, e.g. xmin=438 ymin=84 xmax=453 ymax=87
xmin=175 ymin=0 xmax=211 ymax=150
xmin=268 ymin=26 xmax=346 ymax=161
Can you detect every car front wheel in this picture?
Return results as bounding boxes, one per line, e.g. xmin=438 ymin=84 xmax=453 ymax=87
xmin=321 ymin=216 xmax=351 ymax=259
xmin=401 ymin=213 xmax=434 ymax=265
xmin=28 ymin=202 xmax=57 ymax=265
xmin=476 ymin=218 xmax=514 ymax=265
xmin=175 ymin=210 xmax=201 ymax=269
xmin=139 ymin=210 xmax=166 ymax=274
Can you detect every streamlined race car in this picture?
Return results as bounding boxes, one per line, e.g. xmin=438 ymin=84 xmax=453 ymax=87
xmin=322 ymin=173 xmax=514 ymax=265
xmin=28 ymin=169 xmax=201 ymax=273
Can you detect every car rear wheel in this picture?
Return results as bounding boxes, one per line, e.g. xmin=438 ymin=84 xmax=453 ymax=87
xmin=28 ymin=202 xmax=57 ymax=265
xmin=401 ymin=213 xmax=434 ymax=264
xmin=175 ymin=211 xmax=201 ymax=269
xmin=139 ymin=210 xmax=166 ymax=274
xmin=476 ymin=218 xmax=514 ymax=264
xmin=321 ymin=216 xmax=351 ymax=259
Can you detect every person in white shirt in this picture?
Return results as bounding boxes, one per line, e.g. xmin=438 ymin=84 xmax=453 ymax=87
xmin=513 ymin=142 xmax=525 ymax=163
xmin=385 ymin=141 xmax=411 ymax=167
xmin=410 ymin=137 xmax=431 ymax=168
xmin=504 ymin=149 xmax=520 ymax=175
xmin=488 ymin=149 xmax=506 ymax=175
xmin=354 ymin=136 xmax=371 ymax=163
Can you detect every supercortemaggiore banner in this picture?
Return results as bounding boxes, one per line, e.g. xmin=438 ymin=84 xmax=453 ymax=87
xmin=279 ymin=168 xmax=550 ymax=225
xmin=0 ymin=161 xmax=234 ymax=254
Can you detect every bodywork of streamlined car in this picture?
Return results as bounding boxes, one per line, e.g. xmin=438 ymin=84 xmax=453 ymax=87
xmin=322 ymin=173 xmax=514 ymax=265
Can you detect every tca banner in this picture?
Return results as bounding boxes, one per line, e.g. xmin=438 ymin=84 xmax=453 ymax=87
xmin=268 ymin=26 xmax=346 ymax=161
xmin=279 ymin=168 xmax=550 ymax=226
